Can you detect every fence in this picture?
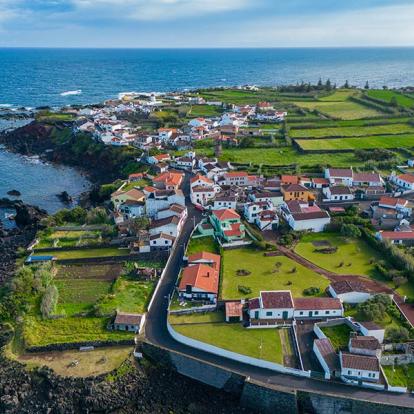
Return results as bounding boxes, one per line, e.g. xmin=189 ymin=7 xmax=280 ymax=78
xmin=167 ymin=322 xmax=311 ymax=378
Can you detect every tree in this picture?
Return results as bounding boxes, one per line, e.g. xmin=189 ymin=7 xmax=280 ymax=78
xmin=386 ymin=326 xmax=409 ymax=342
xmin=317 ymin=78 xmax=323 ymax=88
xmin=357 ymin=294 xmax=392 ymax=321
xmin=390 ymin=96 xmax=398 ymax=107
xmin=86 ymin=207 xmax=109 ymax=225
xmin=340 ymin=223 xmax=361 ymax=238
xmin=129 ymin=217 xmax=150 ymax=234
xmin=325 ymin=79 xmax=332 ymax=91
xmin=364 ymin=81 xmax=370 ymax=89
xmin=343 ymin=80 xmax=350 ymax=89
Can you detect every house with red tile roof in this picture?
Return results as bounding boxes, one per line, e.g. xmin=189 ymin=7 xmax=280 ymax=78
xmin=339 ymin=352 xmax=380 ymax=383
xmin=209 ymin=208 xmax=246 ymax=242
xmin=153 ymin=171 xmax=184 ymax=191
xmin=178 ymin=254 xmax=220 ymax=302
xmin=390 ymin=173 xmax=414 ymax=190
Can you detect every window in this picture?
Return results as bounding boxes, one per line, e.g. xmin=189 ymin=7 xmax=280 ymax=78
xmin=165 ymin=240 xmax=168 ymax=245
xmin=299 ymin=311 xmax=303 ymax=315
xmin=315 ymin=311 xmax=319 ymax=315
xmin=348 ymin=370 xmax=352 ymax=375
xmin=266 ymin=311 xmax=273 ymax=317
xmin=326 ymin=311 xmax=330 ymax=314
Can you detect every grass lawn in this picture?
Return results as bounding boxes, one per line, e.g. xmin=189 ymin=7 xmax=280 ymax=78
xmin=172 ymin=322 xmax=283 ymax=364
xmin=122 ymin=179 xmax=151 ymax=191
xmin=15 ymin=346 xmax=132 ymax=378
xmin=188 ymin=104 xmax=223 ymax=117
xmin=293 ymin=100 xmax=383 ymax=120
xmin=34 ymin=247 xmax=130 ymax=260
xmin=318 ymin=90 xmax=359 ymax=102
xmin=290 ymin=123 xmax=414 ymax=138
xmin=221 ymin=247 xmax=330 ymax=299
xmin=295 ymin=233 xmax=380 ymax=277
xmin=168 ymin=310 xmax=225 ymax=324
xmin=321 ymin=324 xmax=352 ymax=351
xmin=382 ymin=364 xmax=414 ymax=390
xmin=55 ymin=279 xmax=112 ymax=316
xmin=200 ymin=88 xmax=282 ymax=105
xmin=366 ymin=90 xmax=414 ymax=109
xmin=186 ymin=236 xmax=218 ymax=255
xmin=296 ymin=134 xmax=414 ymax=151
xmin=23 ymin=316 xmax=134 ymax=347
xmin=96 ymin=277 xmax=155 ymax=314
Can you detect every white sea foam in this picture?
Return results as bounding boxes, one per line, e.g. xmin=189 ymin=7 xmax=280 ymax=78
xmin=60 ymin=90 xmax=82 ymax=96
xmin=0 ymin=104 xmax=13 ymax=108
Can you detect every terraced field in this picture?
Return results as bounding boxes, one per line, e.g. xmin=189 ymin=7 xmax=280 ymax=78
xmin=290 ymin=123 xmax=414 ymax=138
xmin=366 ymin=89 xmax=414 ymax=108
xmin=296 ymin=134 xmax=414 ymax=151
xmin=293 ymin=100 xmax=384 ymax=120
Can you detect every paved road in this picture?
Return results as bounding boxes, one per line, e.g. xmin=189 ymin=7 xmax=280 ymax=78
xmin=145 ymin=174 xmax=414 ymax=409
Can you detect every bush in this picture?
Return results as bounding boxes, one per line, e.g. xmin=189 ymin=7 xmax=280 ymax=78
xmin=341 ymin=223 xmax=361 ymax=238
xmin=357 ymin=294 xmax=391 ymax=321
xmin=386 ymin=326 xmax=410 ymax=342
xmin=40 ymin=285 xmax=59 ymax=319
xmin=303 ymin=287 xmax=321 ymax=296
xmin=238 ymin=285 xmax=252 ymax=295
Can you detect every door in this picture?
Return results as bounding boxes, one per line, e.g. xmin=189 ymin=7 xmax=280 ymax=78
xmin=309 ymin=311 xmax=313 ymax=317
xmin=282 ymin=311 xmax=288 ymax=320
xmin=255 ymin=311 xmax=259 ymax=319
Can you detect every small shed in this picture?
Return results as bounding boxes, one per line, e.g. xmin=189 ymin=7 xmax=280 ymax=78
xmin=114 ymin=311 xmax=145 ymax=334
xmin=225 ymin=301 xmax=243 ymax=323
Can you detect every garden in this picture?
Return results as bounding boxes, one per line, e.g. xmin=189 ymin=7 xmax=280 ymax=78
xmin=382 ymin=364 xmax=414 ymax=390
xmin=220 ymin=247 xmax=330 ymax=300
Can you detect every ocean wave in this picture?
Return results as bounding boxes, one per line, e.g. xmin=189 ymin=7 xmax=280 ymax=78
xmin=0 ymin=104 xmax=13 ymax=108
xmin=60 ymin=90 xmax=82 ymax=96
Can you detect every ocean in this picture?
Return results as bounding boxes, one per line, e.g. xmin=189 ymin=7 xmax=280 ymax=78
xmin=1 ymin=47 xmax=414 ymax=108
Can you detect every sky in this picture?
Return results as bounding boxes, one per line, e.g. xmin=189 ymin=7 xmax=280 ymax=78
xmin=0 ymin=0 xmax=414 ymax=48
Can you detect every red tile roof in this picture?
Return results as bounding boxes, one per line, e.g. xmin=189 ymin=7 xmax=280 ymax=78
xmin=191 ymin=174 xmax=214 ymax=185
xmin=327 ymin=168 xmax=353 ymax=178
xmin=187 ymin=251 xmax=221 ymax=270
xmin=212 ymin=208 xmax=240 ymax=221
xmin=379 ymin=196 xmax=407 ymax=207
xmin=330 ymin=280 xmax=369 ymax=294
xmin=294 ymin=297 xmax=342 ymax=311
xmin=224 ymin=222 xmax=243 ymax=237
xmin=341 ymin=352 xmax=379 ymax=372
xmin=350 ymin=336 xmax=380 ymax=350
xmin=179 ymin=264 xmax=219 ymax=294
xmin=379 ymin=230 xmax=414 ymax=240
xmin=397 ymin=173 xmax=414 ymax=184
xmin=261 ymin=291 xmax=294 ymax=309
xmin=225 ymin=301 xmax=243 ymax=318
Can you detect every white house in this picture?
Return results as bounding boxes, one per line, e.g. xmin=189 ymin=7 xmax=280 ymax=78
xmin=293 ymin=297 xmax=343 ymax=319
xmin=313 ymin=338 xmax=338 ymax=380
xmin=147 ymin=153 xmax=171 ymax=165
xmin=323 ymin=186 xmax=354 ymax=202
xmin=353 ymin=172 xmax=383 ymax=187
xmin=149 ymin=215 xmax=182 ymax=237
xmin=340 ymin=352 xmax=380 ymax=383
xmin=248 ymin=291 xmax=294 ymax=322
xmin=354 ymin=321 xmax=385 ymax=344
xmin=114 ymin=312 xmax=145 ymax=334
xmin=391 ymin=173 xmax=414 ymax=190
xmin=249 ymin=191 xmax=284 ymax=209
xmin=191 ymin=186 xmax=219 ymax=206
xmin=212 ymin=195 xmax=237 ymax=210
xmin=188 ymin=118 xmax=206 ymax=128
xmin=328 ymin=281 xmax=373 ymax=304
xmin=244 ymin=201 xmax=274 ymax=223
xmin=149 ymin=232 xmax=175 ymax=250
xmin=255 ymin=210 xmax=279 ymax=231
xmin=287 ymin=210 xmax=330 ymax=232
xmin=118 ymin=200 xmax=146 ymax=219
xmin=378 ymin=196 xmax=412 ymax=217
xmin=145 ymin=189 xmax=185 ymax=217
xmin=348 ymin=336 xmax=381 ymax=358
xmin=325 ymin=168 xmax=353 ymax=186
xmin=156 ymin=203 xmax=187 ymax=221
xmin=376 ymin=229 xmax=414 ymax=245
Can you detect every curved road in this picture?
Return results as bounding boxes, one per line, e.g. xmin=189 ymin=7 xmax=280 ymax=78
xmin=145 ymin=174 xmax=414 ymax=409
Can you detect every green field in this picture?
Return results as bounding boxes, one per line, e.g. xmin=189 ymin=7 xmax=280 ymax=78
xmin=34 ymin=247 xmax=130 ymax=260
xmin=289 ymin=117 xmax=412 ymax=129
xmin=188 ymin=104 xmax=223 ymax=117
xmin=382 ymin=364 xmax=414 ymax=389
xmin=293 ymin=100 xmax=383 ymax=120
xmin=200 ymin=88 xmax=283 ymax=105
xmin=23 ymin=316 xmax=134 ymax=347
xmin=321 ymin=324 xmax=352 ymax=351
xmin=55 ymin=279 xmax=112 ymax=316
xmin=366 ymin=90 xmax=414 ymax=108
xmin=290 ymin=123 xmax=414 ymax=138
xmin=169 ymin=311 xmax=225 ymax=325
xmin=186 ymin=236 xmax=218 ymax=255
xmin=95 ymin=277 xmax=155 ymax=315
xmin=221 ymin=247 xmax=330 ymax=299
xmin=295 ymin=134 xmax=414 ymax=151
xmin=318 ymin=90 xmax=359 ymax=102
xmin=172 ymin=322 xmax=283 ymax=364
xmin=295 ymin=233 xmax=380 ymax=277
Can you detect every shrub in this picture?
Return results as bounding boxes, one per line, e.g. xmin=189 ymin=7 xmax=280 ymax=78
xmin=386 ymin=326 xmax=410 ymax=342
xmin=341 ymin=223 xmax=361 ymax=238
xmin=236 ymin=269 xmax=251 ymax=276
xmin=357 ymin=294 xmax=391 ymax=321
xmin=238 ymin=285 xmax=252 ymax=295
xmin=40 ymin=285 xmax=59 ymax=319
xmin=303 ymin=287 xmax=321 ymax=296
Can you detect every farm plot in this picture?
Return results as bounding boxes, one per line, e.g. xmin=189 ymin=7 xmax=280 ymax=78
xmin=295 ymin=134 xmax=414 ymax=151
xmin=366 ymin=90 xmax=414 ymax=108
xmin=290 ymin=123 xmax=414 ymax=139
xmin=318 ymin=90 xmax=358 ymax=102
xmin=35 ymin=247 xmax=130 ymax=260
xmin=293 ymin=100 xmax=383 ymax=120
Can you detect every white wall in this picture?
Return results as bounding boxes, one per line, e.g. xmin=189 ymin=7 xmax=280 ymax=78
xmin=289 ymin=216 xmax=330 ymax=232
xmin=167 ymin=322 xmax=310 ymax=378
xmin=294 ymin=309 xmax=343 ymax=318
xmin=249 ymin=307 xmax=294 ymax=320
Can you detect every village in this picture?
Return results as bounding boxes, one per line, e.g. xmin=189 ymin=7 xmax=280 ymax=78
xmin=8 ymin=85 xmax=414 ymax=394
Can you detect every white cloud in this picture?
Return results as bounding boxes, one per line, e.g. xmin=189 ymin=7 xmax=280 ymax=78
xmin=72 ymin=0 xmax=253 ymax=21
xmin=233 ymin=3 xmax=414 ymax=47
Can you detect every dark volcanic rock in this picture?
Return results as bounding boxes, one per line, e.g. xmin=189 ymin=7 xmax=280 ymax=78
xmin=7 ymin=190 xmax=21 ymax=197
xmin=56 ymin=191 xmax=72 ymax=204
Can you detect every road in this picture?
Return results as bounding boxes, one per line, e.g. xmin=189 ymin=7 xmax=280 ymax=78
xmin=144 ymin=173 xmax=414 ymax=409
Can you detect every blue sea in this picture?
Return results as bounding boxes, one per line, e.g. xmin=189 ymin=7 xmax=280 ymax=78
xmin=1 ymin=48 xmax=414 ymax=108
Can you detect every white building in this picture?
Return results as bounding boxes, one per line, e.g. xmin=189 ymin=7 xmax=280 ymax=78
xmin=313 ymin=338 xmax=338 ymax=380
xmin=340 ymin=352 xmax=380 ymax=383
xmin=248 ymin=291 xmax=294 ymax=321
xmin=255 ymin=210 xmax=279 ymax=231
xmin=149 ymin=233 xmax=175 ymax=250
xmin=324 ymin=168 xmax=353 ymax=186
xmin=145 ymin=189 xmax=185 ymax=217
xmin=212 ymin=195 xmax=237 ymax=210
xmin=149 ymin=215 xmax=182 ymax=238
xmin=328 ymin=281 xmax=373 ymax=304
xmin=293 ymin=297 xmax=343 ymax=319
xmin=323 ymin=186 xmax=354 ymax=202
xmin=244 ymin=201 xmax=274 ymax=223
xmin=354 ymin=321 xmax=385 ymax=344
xmin=390 ymin=173 xmax=414 ymax=190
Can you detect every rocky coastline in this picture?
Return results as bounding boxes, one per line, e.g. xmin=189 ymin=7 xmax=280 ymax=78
xmin=0 ymin=198 xmax=46 ymax=285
